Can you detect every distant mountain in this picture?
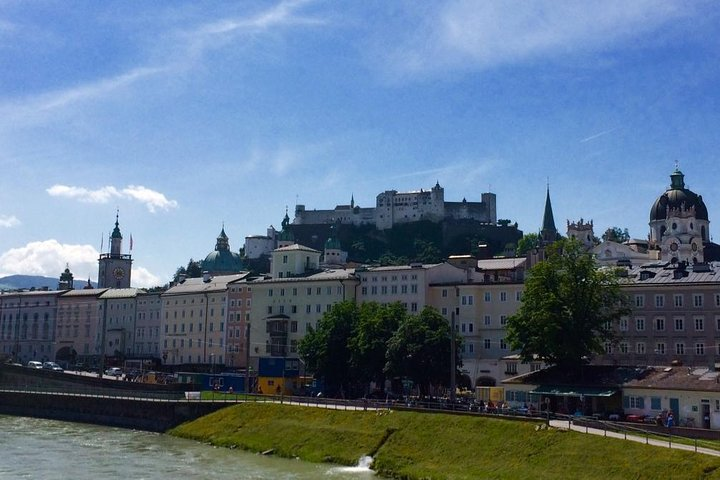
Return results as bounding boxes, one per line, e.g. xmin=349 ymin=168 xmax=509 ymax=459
xmin=0 ymin=275 xmax=97 ymax=291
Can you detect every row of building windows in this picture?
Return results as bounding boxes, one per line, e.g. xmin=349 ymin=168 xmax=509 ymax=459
xmin=440 ymin=291 xmax=522 ymax=302
xmin=268 ymin=286 xmax=343 ymax=297
xmin=164 ymin=322 xmax=224 ymax=334
xmin=634 ymin=293 xmax=720 ymax=308
xmin=361 ymin=285 xmax=418 ymax=295
xmin=626 ymin=316 xmax=720 ymax=332
xmin=605 ymin=342 xmax=720 ymax=355
xmin=164 ymin=337 xmax=224 ymax=349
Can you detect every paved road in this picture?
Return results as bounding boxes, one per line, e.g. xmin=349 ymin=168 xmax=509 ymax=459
xmin=549 ymin=419 xmax=720 ymax=457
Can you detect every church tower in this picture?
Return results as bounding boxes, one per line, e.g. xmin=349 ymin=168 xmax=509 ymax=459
xmin=649 ymin=168 xmax=709 ymax=264
xmin=58 ymin=264 xmax=74 ymax=290
xmin=540 ymin=186 xmax=559 ymax=245
xmin=567 ymin=218 xmax=595 ymax=250
xmin=98 ymin=212 xmax=132 ymax=288
xmin=277 ymin=209 xmax=295 ymax=249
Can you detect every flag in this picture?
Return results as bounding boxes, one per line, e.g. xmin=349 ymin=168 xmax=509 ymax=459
xmin=130 ymin=234 xmax=133 ymax=251
xmin=100 ymin=235 xmax=103 ymax=253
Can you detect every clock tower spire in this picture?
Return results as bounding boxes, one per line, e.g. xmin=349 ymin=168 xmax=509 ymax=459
xmin=98 ymin=211 xmax=133 ymax=288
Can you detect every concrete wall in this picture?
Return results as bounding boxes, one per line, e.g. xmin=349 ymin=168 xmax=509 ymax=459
xmin=0 ymin=391 xmax=225 ymax=432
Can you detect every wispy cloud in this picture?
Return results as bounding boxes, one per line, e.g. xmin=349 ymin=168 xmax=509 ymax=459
xmin=47 ymin=184 xmax=178 ymax=213
xmin=375 ymin=158 xmax=496 ymax=186
xmin=0 ymin=214 xmax=20 ymax=228
xmin=0 ymin=67 xmax=165 ymax=126
xmin=580 ymin=127 xmax=619 ymax=143
xmin=379 ymin=1 xmax=695 ymax=78
xmin=0 ymin=1 xmax=324 ymax=126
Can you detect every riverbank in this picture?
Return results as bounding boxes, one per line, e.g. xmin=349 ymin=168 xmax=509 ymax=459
xmin=169 ymin=403 xmax=720 ymax=479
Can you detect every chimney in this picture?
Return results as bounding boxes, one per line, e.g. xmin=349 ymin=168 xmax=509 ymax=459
xmin=203 ymin=271 xmax=212 ymax=283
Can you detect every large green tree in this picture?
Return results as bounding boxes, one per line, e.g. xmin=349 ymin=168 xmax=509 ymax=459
xmin=384 ymin=307 xmax=462 ymax=395
xmin=349 ymin=302 xmax=407 ymax=389
xmin=505 ymin=239 xmax=631 ymax=370
xmin=299 ymin=301 xmax=359 ymax=396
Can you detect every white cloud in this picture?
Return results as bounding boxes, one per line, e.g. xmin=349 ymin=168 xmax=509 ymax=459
xmin=47 ymin=184 xmax=178 ymax=212
xmin=46 ymin=185 xmax=120 ymax=203
xmin=121 ymin=185 xmax=179 ymax=213
xmin=131 ymin=266 xmax=162 ymax=289
xmin=0 ymin=240 xmax=98 ymax=279
xmin=380 ymin=1 xmax=695 ymax=78
xmin=0 ymin=240 xmax=163 ymax=289
xmin=0 ymin=215 xmax=20 ymax=228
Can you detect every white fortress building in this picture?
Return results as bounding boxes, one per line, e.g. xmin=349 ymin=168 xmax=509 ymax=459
xmin=293 ymin=182 xmax=497 ymax=230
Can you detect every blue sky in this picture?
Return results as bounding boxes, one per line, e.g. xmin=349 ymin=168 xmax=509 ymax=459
xmin=1 ymin=1 xmax=719 ymax=287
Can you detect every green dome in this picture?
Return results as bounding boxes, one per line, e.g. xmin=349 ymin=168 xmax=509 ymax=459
xmin=201 ymin=227 xmax=243 ymax=274
xmin=325 ymin=236 xmax=341 ymax=250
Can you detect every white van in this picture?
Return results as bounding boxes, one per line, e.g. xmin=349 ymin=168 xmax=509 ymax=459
xmin=27 ymin=361 xmax=43 ymax=369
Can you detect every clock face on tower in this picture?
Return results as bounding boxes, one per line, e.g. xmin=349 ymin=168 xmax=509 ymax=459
xmin=113 ymin=267 xmax=125 ymax=279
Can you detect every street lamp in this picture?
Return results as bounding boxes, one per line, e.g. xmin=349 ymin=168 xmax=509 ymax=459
xmin=450 ymin=311 xmax=457 ymax=404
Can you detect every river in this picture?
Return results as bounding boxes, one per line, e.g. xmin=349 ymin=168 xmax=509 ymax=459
xmin=0 ymin=415 xmax=376 ymax=479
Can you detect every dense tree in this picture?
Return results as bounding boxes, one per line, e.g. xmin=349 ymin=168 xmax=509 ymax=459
xmin=515 ymin=233 xmax=540 ymax=256
xmin=172 ymin=258 xmax=202 ymax=283
xmin=505 ymin=239 xmax=631 ymax=370
xmin=378 ymin=252 xmax=409 ymax=266
xmin=602 ymin=227 xmax=631 ymax=243
xmin=299 ymin=301 xmax=359 ymax=396
xmin=413 ymin=239 xmax=443 ymax=264
xmin=384 ymin=307 xmax=462 ymax=395
xmin=349 ymin=302 xmax=407 ymax=390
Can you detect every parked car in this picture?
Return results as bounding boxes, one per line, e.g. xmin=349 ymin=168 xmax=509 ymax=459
xmin=42 ymin=362 xmax=63 ymax=372
xmin=105 ymin=367 xmax=122 ymax=377
xmin=26 ymin=361 xmax=43 ymax=369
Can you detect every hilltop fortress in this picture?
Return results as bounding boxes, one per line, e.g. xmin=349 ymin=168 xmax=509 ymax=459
xmin=293 ymin=181 xmax=497 ymax=230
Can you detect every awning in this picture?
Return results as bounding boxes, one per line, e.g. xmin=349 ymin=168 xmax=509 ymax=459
xmin=528 ymin=385 xmax=617 ymax=397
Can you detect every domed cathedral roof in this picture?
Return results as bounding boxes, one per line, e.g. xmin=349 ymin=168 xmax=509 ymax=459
xmin=202 ymin=226 xmax=244 ymax=275
xmin=650 ymin=169 xmax=708 ymax=222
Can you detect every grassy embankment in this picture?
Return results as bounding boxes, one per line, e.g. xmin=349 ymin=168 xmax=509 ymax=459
xmin=169 ymin=403 xmax=720 ymax=480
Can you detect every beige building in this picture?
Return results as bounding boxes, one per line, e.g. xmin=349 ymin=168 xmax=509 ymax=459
xmin=248 ymin=242 xmax=358 ymax=366
xmin=56 ymin=288 xmax=108 ymax=367
xmin=249 ymin=270 xmax=358 ymax=361
xmin=622 ymin=366 xmax=720 ymax=430
xmin=0 ymin=289 xmax=63 ymax=365
xmin=160 ymin=273 xmax=248 ymax=367
xmin=133 ymin=291 xmax=162 ymax=359
xmin=98 ymin=288 xmax=143 ymax=360
xmin=226 ymin=277 xmax=255 ymax=368
xmin=595 ymin=264 xmax=720 ymax=367
xmin=355 ymin=262 xmax=466 ymax=314
xmin=429 ymin=259 xmax=528 ymax=387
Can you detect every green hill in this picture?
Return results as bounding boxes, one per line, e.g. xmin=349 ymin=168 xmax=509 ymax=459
xmin=170 ymin=403 xmax=719 ymax=480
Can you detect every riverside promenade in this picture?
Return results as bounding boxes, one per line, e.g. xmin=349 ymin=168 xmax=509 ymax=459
xmin=550 ymin=418 xmax=720 ymax=457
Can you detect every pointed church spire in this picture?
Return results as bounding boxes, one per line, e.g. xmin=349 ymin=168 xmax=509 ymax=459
xmin=540 ymin=184 xmax=558 ymax=243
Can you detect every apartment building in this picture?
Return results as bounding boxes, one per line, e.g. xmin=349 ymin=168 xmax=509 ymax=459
xmin=56 ymin=288 xmax=108 ymax=367
xmin=160 ymin=273 xmax=248 ymax=367
xmin=0 ymin=289 xmax=63 ymax=365
xmin=134 ymin=291 xmax=162 ymax=359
